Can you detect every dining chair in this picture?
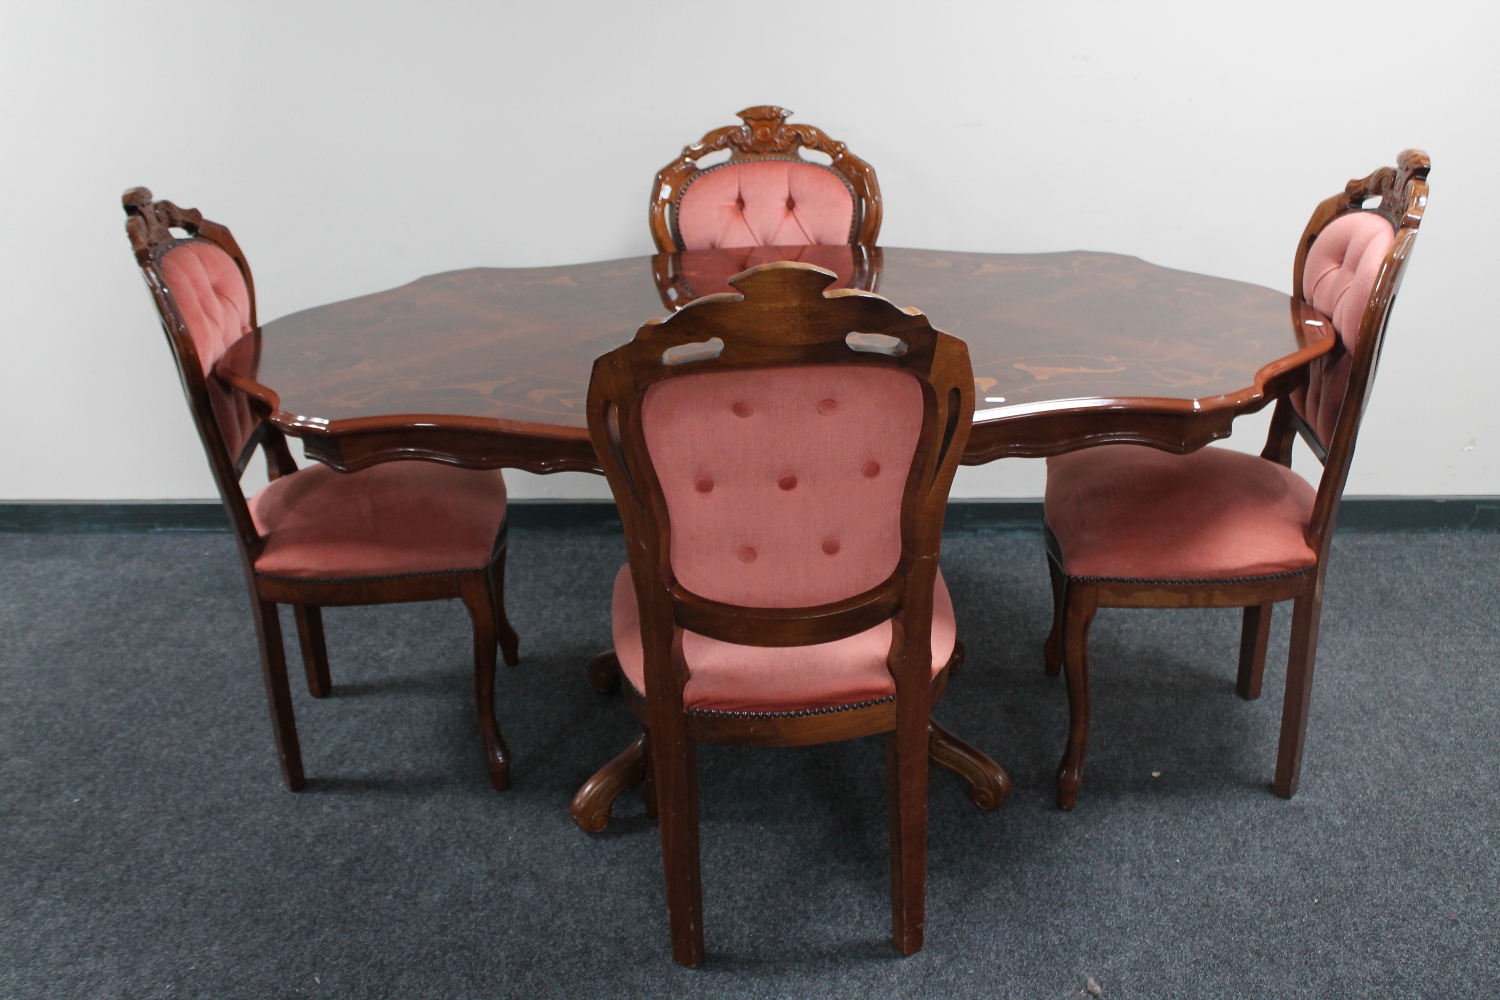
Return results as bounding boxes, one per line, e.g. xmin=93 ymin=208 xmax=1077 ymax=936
xmin=649 ymin=105 xmax=882 ymax=252
xmin=122 ymin=188 xmax=520 ymax=792
xmin=1039 ymin=150 xmax=1430 ymax=809
xmin=570 ymin=260 xmax=1008 ymax=965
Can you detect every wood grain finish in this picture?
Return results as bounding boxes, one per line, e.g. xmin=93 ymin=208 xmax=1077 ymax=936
xmin=224 ymin=246 xmax=1334 ymax=473
xmin=648 ymin=106 xmax=883 ymax=252
xmin=1042 ymin=151 xmax=1431 ymax=809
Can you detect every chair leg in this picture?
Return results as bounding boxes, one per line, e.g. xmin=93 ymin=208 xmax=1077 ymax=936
xmin=640 ymin=726 xmax=658 ymax=820
xmin=886 ymin=717 xmax=929 ymax=955
xmin=1237 ymin=604 xmax=1273 ymax=700
xmin=250 ymin=599 xmax=305 ymax=791
xmin=488 ymin=546 xmax=520 ymax=667
xmin=570 ymin=733 xmax=648 ymax=832
xmin=1056 ymin=584 xmax=1098 ymax=811
xmin=588 ymin=649 xmax=622 ymax=694
xmin=1274 ymin=592 xmax=1324 ymax=799
xmin=928 ymin=720 xmax=1010 ymax=811
xmin=460 ymin=577 xmax=510 ymax=791
xmin=653 ymin=721 xmax=703 ymax=967
xmin=1044 ymin=553 xmax=1066 ymax=677
xmin=292 ymin=605 xmax=331 ymax=698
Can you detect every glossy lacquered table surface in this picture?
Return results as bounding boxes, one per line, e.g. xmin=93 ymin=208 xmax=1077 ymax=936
xmin=219 ymin=245 xmax=1334 ymax=473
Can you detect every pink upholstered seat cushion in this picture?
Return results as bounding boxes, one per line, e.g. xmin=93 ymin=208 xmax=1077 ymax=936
xmin=611 ymin=563 xmax=957 ymax=713
xmin=642 ymin=365 xmax=923 ymax=608
xmin=1292 ymin=211 xmax=1397 ymax=444
xmin=249 ymin=461 xmax=507 ymax=579
xmin=160 ymin=241 xmax=259 ymax=458
xmin=1045 ymin=445 xmax=1317 ymax=581
xmin=676 ymin=160 xmax=855 ymax=250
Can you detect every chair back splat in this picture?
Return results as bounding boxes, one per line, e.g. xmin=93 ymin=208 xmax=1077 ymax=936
xmin=649 ymin=106 xmax=882 ymax=252
xmin=122 ymin=187 xmax=283 ymax=558
xmin=581 ymin=260 xmax=1003 ymax=965
xmin=591 ymin=262 xmax=970 ymax=692
xmin=1286 ymin=150 xmax=1430 ymax=554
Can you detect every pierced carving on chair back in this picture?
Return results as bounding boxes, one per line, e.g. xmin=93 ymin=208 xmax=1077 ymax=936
xmin=1292 ymin=149 xmax=1429 ymax=300
xmin=122 ymin=187 xmax=290 ymax=555
xmin=649 ymin=106 xmax=884 ymax=252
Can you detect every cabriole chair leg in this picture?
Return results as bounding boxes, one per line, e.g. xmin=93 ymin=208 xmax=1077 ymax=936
xmin=1237 ymin=603 xmax=1273 ymax=700
xmin=293 ymin=605 xmax=331 ymax=697
xmin=1057 ymin=584 xmax=1098 ymax=811
xmin=461 ymin=578 xmax=510 ymax=791
xmin=1044 ymin=555 xmax=1066 ymax=677
xmin=489 ymin=547 xmax=520 ymax=667
xmin=251 ymin=599 xmax=305 ymax=791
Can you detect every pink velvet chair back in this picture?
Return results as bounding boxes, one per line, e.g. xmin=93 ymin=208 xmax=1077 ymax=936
xmin=1290 ymin=211 xmax=1397 ymax=446
xmin=124 ymin=188 xmax=268 ymax=549
xmin=1284 ymin=151 xmax=1429 ymax=550
xmin=158 ymin=240 xmax=260 ymax=463
xmin=642 ymin=364 xmax=922 ymax=608
xmin=675 ymin=160 xmax=857 ymax=251
xmin=588 ymin=261 xmax=973 ymax=711
xmin=650 ymin=106 xmax=883 ymax=253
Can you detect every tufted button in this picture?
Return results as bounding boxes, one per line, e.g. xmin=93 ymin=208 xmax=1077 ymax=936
xmin=822 ymin=537 xmax=841 ymax=556
xmin=732 ymin=400 xmax=753 ymax=418
xmin=786 ymin=196 xmax=796 ymax=211
xmin=817 ymin=398 xmax=838 ymax=416
xmin=778 ymin=474 xmax=797 ymax=491
xmin=735 ymin=196 xmax=745 ymax=211
xmin=738 ymin=546 xmax=757 ymax=564
xmin=863 ymin=461 xmax=880 ymax=478
xmin=694 ymin=477 xmax=714 ymax=494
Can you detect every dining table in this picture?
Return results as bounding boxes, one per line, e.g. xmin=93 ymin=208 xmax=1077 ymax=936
xmin=217 ymin=244 xmax=1336 ymax=474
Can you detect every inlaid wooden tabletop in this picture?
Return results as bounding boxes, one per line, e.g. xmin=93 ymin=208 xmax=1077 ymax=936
xmin=219 ymin=245 xmax=1333 ymax=472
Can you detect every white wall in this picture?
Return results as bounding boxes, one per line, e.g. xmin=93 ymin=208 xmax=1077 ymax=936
xmin=1 ymin=1 xmax=1493 ymax=501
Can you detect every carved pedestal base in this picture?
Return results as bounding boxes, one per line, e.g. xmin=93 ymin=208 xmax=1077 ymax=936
xmin=570 ymin=719 xmax=1009 ymax=833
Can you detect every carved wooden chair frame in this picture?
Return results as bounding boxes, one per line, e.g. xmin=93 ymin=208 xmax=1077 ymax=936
xmin=572 ymin=261 xmax=1006 ymax=964
xmin=648 ymin=106 xmax=883 ymax=253
xmin=1042 ymin=150 xmax=1431 ymax=807
xmin=122 ymin=188 xmax=519 ymax=793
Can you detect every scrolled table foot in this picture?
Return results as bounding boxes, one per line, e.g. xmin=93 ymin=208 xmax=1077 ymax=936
xmin=570 ymin=733 xmax=648 ymax=833
xmin=587 ymin=650 xmax=622 ymax=694
xmin=928 ymin=720 xmax=1010 ymax=811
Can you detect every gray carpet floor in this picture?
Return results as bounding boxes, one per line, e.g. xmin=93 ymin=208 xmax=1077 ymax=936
xmin=1 ymin=528 xmax=1496 ymax=999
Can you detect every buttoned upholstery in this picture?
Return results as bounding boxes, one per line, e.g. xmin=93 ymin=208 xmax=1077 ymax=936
xmin=248 ymin=460 xmax=508 ymax=580
xmin=676 ymin=160 xmax=855 ymax=250
xmin=616 ymin=363 xmax=950 ymax=712
xmin=1043 ymin=210 xmax=1395 ymax=584
xmin=159 ymin=241 xmax=257 ymax=460
xmin=1045 ymin=444 xmax=1317 ymax=581
xmin=1292 ymin=211 xmax=1397 ymax=445
xmin=160 ymin=241 xmax=251 ymax=374
xmin=644 ymin=365 xmax=921 ymax=606
xmin=612 ymin=563 xmax=956 ymax=713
